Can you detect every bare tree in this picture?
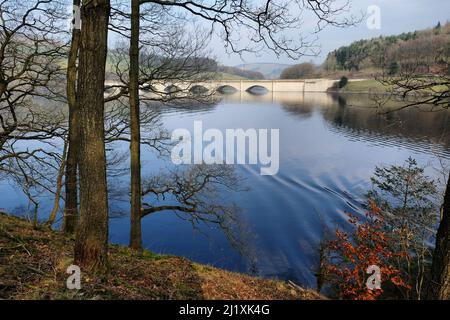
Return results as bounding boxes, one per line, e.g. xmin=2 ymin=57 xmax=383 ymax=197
xmin=377 ymin=61 xmax=450 ymax=112
xmin=47 ymin=140 xmax=68 ymax=227
xmin=73 ymin=0 xmax=111 ymax=272
xmin=0 ymin=0 xmax=69 ymax=227
xmin=63 ymin=0 xmax=82 ymax=234
xmin=108 ymin=2 xmax=218 ymax=251
xmin=128 ymin=0 xmax=142 ymax=250
xmin=3 ymin=140 xmax=65 ymax=224
xmin=0 ymin=0 xmax=67 ymax=150
xmin=139 ymin=0 xmax=358 ymax=58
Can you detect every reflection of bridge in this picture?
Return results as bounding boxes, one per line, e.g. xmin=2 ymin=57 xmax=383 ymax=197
xmin=105 ymin=79 xmax=337 ymax=93
xmin=222 ymin=91 xmax=337 ymax=105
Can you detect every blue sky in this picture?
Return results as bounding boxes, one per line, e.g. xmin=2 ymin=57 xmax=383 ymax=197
xmin=212 ymin=0 xmax=450 ymax=66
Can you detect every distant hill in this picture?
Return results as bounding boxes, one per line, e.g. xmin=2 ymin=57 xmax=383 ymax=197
xmin=322 ymin=22 xmax=450 ymax=75
xmin=213 ymin=72 xmax=248 ymax=80
xmin=235 ymin=63 xmax=293 ymax=79
xmin=217 ymin=66 xmax=264 ymax=79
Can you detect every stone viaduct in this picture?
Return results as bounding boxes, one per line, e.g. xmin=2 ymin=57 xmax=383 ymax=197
xmin=105 ymin=79 xmax=338 ymax=94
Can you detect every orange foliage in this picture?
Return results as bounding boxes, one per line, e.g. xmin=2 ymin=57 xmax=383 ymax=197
xmin=326 ymin=201 xmax=410 ymax=300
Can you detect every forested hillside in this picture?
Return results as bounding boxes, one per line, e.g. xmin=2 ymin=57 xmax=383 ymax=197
xmin=322 ymin=22 xmax=450 ymax=75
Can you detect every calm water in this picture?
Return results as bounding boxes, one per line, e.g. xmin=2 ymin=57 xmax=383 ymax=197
xmin=2 ymin=92 xmax=450 ymax=288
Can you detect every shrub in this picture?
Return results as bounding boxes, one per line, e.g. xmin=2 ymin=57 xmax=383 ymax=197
xmin=388 ymin=62 xmax=399 ymax=75
xmin=325 ymin=201 xmax=410 ymax=300
xmin=323 ymin=158 xmax=439 ymax=300
xmin=368 ymin=157 xmax=439 ymax=299
xmin=338 ymin=76 xmax=348 ymax=88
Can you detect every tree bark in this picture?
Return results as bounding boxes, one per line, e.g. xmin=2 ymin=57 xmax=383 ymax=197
xmin=74 ymin=0 xmax=111 ymax=272
xmin=63 ymin=0 xmax=81 ymax=234
xmin=428 ymin=174 xmax=450 ymax=299
xmin=129 ymin=0 xmax=142 ymax=251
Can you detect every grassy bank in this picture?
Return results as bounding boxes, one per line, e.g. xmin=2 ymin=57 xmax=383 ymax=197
xmin=340 ymin=78 xmax=447 ymax=95
xmin=342 ymin=79 xmax=391 ymax=94
xmin=0 ymin=213 xmax=320 ymax=300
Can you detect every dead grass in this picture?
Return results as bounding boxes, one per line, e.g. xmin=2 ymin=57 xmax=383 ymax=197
xmin=0 ymin=213 xmax=322 ymax=300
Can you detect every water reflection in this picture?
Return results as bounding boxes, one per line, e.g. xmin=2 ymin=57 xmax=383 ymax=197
xmin=138 ymin=92 xmax=449 ymax=287
xmin=223 ymin=91 xmax=450 ymax=156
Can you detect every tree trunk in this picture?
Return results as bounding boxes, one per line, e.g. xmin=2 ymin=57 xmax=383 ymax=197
xmin=47 ymin=140 xmax=68 ymax=227
xmin=129 ymin=0 xmax=143 ymax=251
xmin=74 ymin=0 xmax=111 ymax=272
xmin=428 ymin=174 xmax=450 ymax=299
xmin=63 ymin=0 xmax=81 ymax=234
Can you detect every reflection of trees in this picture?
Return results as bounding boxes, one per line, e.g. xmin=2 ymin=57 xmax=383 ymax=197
xmin=103 ymin=103 xmax=253 ymax=262
xmin=109 ymin=162 xmax=255 ymax=269
xmin=151 ymin=99 xmax=220 ymax=116
xmin=141 ymin=164 xmax=249 ymax=252
xmin=279 ymin=94 xmax=450 ymax=153
xmin=281 ymin=102 xmax=315 ymax=119
xmin=322 ymin=98 xmax=450 ymax=151
xmin=142 ymin=164 xmax=242 ymax=220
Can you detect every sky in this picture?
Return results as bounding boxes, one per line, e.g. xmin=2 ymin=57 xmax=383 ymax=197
xmin=211 ymin=0 xmax=450 ymax=66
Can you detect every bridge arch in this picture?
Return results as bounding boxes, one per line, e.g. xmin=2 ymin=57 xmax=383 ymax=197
xmin=217 ymin=85 xmax=238 ymax=94
xmin=140 ymin=83 xmax=156 ymax=92
xmin=246 ymin=85 xmax=269 ymax=95
xmin=165 ymin=84 xmax=182 ymax=94
xmin=104 ymin=85 xmax=117 ymax=94
xmin=189 ymin=85 xmax=209 ymax=94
